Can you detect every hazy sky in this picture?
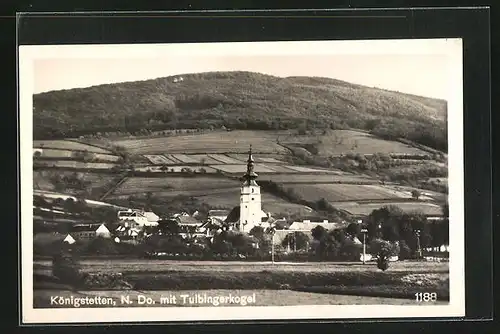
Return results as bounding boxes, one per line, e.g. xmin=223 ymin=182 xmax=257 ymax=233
xmin=33 ymin=52 xmax=452 ymax=100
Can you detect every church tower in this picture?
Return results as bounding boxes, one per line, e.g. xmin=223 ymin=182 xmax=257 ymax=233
xmin=239 ymin=145 xmax=262 ymax=232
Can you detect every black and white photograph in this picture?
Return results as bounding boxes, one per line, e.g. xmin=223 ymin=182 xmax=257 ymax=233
xmin=20 ymin=39 xmax=464 ymax=323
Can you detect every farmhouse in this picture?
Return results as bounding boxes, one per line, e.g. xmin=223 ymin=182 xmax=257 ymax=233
xmin=176 ymin=215 xmax=202 ymax=227
xmin=288 ymin=220 xmax=338 ymax=231
xmin=118 ymin=209 xmax=159 ymax=226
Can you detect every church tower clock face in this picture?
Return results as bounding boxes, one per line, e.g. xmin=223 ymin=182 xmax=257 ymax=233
xmin=239 ymin=145 xmax=262 ymax=233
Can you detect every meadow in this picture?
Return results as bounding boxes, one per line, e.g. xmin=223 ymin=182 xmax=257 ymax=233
xmin=35 ymin=161 xmax=117 ymax=170
xmin=286 ymin=184 xmax=411 ymax=202
xmin=33 ymin=259 xmax=449 ymax=275
xmin=256 ymin=174 xmax=381 ymax=184
xmin=279 ymin=130 xmax=429 ymax=156
xmin=37 ymin=148 xmax=121 ymax=162
xmin=33 ymin=259 xmax=449 ymax=304
xmin=333 ymin=201 xmax=443 ymax=216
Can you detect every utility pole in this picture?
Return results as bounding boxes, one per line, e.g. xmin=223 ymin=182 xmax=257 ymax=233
xmin=361 ymin=228 xmax=368 ymax=264
xmin=293 ymin=232 xmax=297 ymax=252
xmin=416 ymin=229 xmax=422 ymax=259
xmin=271 ymin=231 xmax=275 ymax=264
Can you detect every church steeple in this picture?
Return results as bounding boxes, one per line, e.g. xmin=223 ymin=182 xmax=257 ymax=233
xmin=242 ymin=145 xmax=258 ymax=186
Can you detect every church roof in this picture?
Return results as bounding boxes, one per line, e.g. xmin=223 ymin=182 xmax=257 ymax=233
xmin=225 ymin=206 xmax=241 ymax=223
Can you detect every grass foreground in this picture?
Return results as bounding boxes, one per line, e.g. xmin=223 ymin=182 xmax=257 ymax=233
xmin=34 ymin=260 xmax=449 ymax=303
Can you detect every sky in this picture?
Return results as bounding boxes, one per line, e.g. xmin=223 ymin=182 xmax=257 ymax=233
xmin=32 ymin=45 xmax=454 ymax=100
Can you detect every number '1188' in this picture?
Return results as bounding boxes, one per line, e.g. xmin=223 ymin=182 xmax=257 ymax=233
xmin=415 ymin=292 xmax=437 ymax=302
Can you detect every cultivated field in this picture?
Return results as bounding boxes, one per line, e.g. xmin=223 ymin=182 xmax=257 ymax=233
xmin=36 ymin=148 xmax=121 ymax=162
xmin=281 ymin=130 xmax=429 ymax=156
xmin=111 ymin=177 xmax=241 ymax=196
xmin=211 ymin=164 xmax=285 ymax=174
xmin=143 ymin=155 xmax=177 ymax=165
xmin=170 ymin=154 xmax=201 ymax=164
xmin=35 ymin=161 xmax=117 ymax=170
xmin=34 ymin=289 xmax=441 ymax=308
xmin=333 ymin=201 xmax=443 ymax=216
xmin=110 ymin=131 xmax=290 ymax=155
xmin=287 ymin=184 xmax=412 ymax=202
xmin=227 ymin=154 xmax=287 ymax=164
xmin=194 ymin=190 xmax=313 ymax=215
xmin=207 ymin=154 xmax=244 ymax=164
xmin=33 ymin=140 xmax=113 ymax=154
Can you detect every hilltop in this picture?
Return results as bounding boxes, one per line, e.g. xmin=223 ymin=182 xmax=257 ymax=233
xmin=33 ymin=71 xmax=447 ymax=151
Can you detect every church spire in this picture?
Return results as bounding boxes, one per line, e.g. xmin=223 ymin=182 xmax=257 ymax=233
xmin=242 ymin=145 xmax=258 ymax=186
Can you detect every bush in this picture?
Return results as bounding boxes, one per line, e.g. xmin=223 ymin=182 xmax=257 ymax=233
xmin=52 ymin=248 xmax=82 ymax=286
xmin=377 ymin=256 xmax=389 ymax=271
xmin=369 ymin=239 xmax=396 ymax=271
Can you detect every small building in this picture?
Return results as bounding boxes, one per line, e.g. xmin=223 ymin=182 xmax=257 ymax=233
xmin=71 ymin=224 xmax=98 ymax=240
xmin=176 ymin=215 xmax=202 ymax=227
xmin=63 ymin=234 xmax=76 ymax=245
xmin=142 ymin=211 xmax=160 ymax=226
xmin=95 ymin=223 xmax=111 ymax=238
xmin=288 ymin=220 xmax=338 ymax=232
xmin=208 ymin=209 xmax=230 ymax=224
xmin=118 ymin=209 xmax=159 ymax=226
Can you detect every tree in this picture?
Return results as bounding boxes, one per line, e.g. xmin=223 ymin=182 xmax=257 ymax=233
xmin=411 ymin=189 xmax=422 ymax=200
xmin=249 ymin=226 xmax=265 ymax=240
xmin=63 ymin=198 xmax=76 ymax=212
xmin=346 ymin=223 xmax=361 ymax=237
xmin=281 ymin=232 xmax=310 ymax=251
xmin=369 ymin=239 xmax=397 ymax=271
xmin=398 ymin=239 xmax=412 ymax=259
xmin=158 ymin=219 xmax=181 ymax=236
xmin=331 ymin=228 xmax=347 ymax=244
xmin=311 ymin=225 xmax=328 ymax=241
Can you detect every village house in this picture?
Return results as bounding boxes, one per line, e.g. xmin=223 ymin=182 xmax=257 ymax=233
xmin=63 ymin=234 xmax=76 ymax=245
xmin=69 ymin=223 xmax=111 ymax=241
xmin=117 ymin=209 xmax=159 ymax=227
xmin=207 ymin=209 xmax=230 ymax=224
xmin=288 ymin=219 xmax=339 ymax=231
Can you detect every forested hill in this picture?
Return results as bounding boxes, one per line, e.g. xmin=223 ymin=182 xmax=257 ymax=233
xmin=33 ymin=71 xmax=448 ymax=151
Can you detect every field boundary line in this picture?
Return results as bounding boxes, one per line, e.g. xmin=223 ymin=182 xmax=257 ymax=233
xmin=64 ymin=138 xmax=115 ymax=154
xmin=100 ymin=174 xmax=129 ymax=201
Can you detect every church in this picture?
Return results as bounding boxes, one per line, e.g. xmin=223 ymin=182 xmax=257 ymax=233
xmin=224 ymin=146 xmax=272 ymax=233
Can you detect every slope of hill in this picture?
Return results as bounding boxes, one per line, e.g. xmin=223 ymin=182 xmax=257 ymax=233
xmin=33 ymin=71 xmax=447 ymax=151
